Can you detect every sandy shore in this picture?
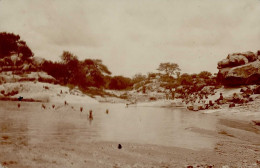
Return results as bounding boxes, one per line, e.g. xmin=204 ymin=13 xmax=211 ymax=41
xmin=0 ymin=129 xmax=259 ymax=168
xmin=0 ymin=100 xmax=259 ymax=168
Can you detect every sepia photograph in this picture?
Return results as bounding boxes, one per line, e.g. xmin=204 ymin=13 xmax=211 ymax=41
xmin=0 ymin=0 xmax=260 ymax=167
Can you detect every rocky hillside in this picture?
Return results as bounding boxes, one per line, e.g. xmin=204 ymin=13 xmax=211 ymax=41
xmin=184 ymin=50 xmax=260 ymax=111
xmin=0 ymin=81 xmax=99 ymax=104
xmin=0 ymin=53 xmax=100 ymax=103
xmin=217 ymin=51 xmax=260 ymax=86
xmin=128 ymin=75 xmax=170 ymax=102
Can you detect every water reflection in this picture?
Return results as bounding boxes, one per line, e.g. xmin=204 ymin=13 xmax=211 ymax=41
xmin=0 ymin=101 xmax=218 ymax=150
xmin=98 ymin=105 xmax=217 ymax=150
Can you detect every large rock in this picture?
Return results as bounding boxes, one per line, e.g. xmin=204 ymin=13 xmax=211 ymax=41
xmin=218 ymin=51 xmax=258 ymax=69
xmin=227 ymin=55 xmax=248 ymax=67
xmin=218 ymin=60 xmax=260 ymax=85
xmin=240 ymin=51 xmax=257 ymax=62
xmin=218 ymin=58 xmax=230 ymax=69
xmin=217 ymin=50 xmax=260 ymax=86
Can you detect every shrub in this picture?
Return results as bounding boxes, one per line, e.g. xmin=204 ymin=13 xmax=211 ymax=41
xmin=149 ymin=97 xmax=157 ymax=101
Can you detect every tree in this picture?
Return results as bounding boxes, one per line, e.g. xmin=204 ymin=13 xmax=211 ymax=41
xmin=42 ymin=61 xmax=70 ymax=84
xmin=17 ymin=41 xmax=34 ymax=59
xmin=60 ymin=51 xmax=80 ymax=85
xmin=82 ymin=58 xmax=111 ymax=88
xmin=82 ymin=59 xmax=111 ymax=75
xmin=60 ymin=51 xmax=78 ymax=64
xmin=42 ymin=50 xmax=114 ymax=89
xmin=132 ymin=73 xmax=146 ymax=84
xmin=179 ymin=73 xmax=193 ymax=85
xmin=198 ymin=71 xmax=212 ymax=79
xmin=157 ymin=62 xmax=181 ymax=77
xmin=0 ymin=32 xmax=33 ymax=59
xmin=109 ymin=76 xmax=132 ymax=90
xmin=0 ymin=32 xmax=20 ymax=58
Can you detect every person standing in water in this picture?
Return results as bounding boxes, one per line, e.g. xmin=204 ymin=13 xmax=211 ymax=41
xmin=89 ymin=110 xmax=93 ymax=120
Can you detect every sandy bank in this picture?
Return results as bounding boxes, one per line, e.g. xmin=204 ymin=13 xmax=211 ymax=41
xmin=0 ymin=81 xmax=99 ymax=104
xmin=0 ymin=130 xmax=259 ymax=168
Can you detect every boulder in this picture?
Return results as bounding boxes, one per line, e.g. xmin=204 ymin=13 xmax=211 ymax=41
xmin=217 ymin=51 xmax=260 ymax=86
xmin=218 ymin=60 xmax=260 ymax=86
xmin=187 ymin=106 xmax=193 ymax=111
xmin=240 ymin=87 xmax=248 ymax=92
xmin=227 ymin=55 xmax=248 ymax=67
xmin=198 ymin=104 xmax=206 ymax=110
xmin=232 ymin=93 xmax=244 ymax=104
xmin=240 ymin=51 xmax=257 ymax=62
xmin=201 ymin=86 xmax=211 ymax=94
xmin=218 ymin=59 xmax=230 ymax=69
xmin=218 ymin=53 xmax=250 ymax=69
xmin=213 ymin=104 xmax=220 ymax=109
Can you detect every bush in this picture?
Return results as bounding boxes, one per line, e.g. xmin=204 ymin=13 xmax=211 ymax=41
xmin=4 ymin=90 xmax=19 ymax=96
xmin=149 ymin=97 xmax=157 ymax=101
xmin=109 ymin=76 xmax=133 ymax=90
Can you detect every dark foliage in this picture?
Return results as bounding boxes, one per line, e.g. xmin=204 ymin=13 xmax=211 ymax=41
xmin=109 ymin=76 xmax=133 ymax=90
xmin=42 ymin=51 xmax=116 ymax=90
xmin=0 ymin=32 xmax=33 ymax=59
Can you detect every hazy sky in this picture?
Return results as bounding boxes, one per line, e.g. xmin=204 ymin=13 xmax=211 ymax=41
xmin=1 ymin=0 xmax=260 ymax=77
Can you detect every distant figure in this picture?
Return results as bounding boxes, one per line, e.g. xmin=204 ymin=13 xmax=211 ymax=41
xmin=118 ymin=144 xmax=122 ymax=149
xmin=41 ymin=104 xmax=46 ymax=109
xmin=80 ymin=107 xmax=83 ymax=112
xmin=52 ymin=104 xmax=55 ymax=109
xmin=106 ymin=109 xmax=109 ymax=114
xmin=171 ymin=91 xmax=175 ymax=100
xmin=219 ymin=93 xmax=223 ymax=100
xmin=17 ymin=103 xmax=20 ymax=108
xmin=89 ymin=110 xmax=93 ymax=120
xmin=205 ymin=104 xmax=209 ymax=109
xmin=18 ymin=96 xmax=23 ymax=101
xmin=229 ymin=103 xmax=235 ymax=108
xmin=126 ymin=104 xmax=128 ymax=108
xmin=64 ymin=101 xmax=68 ymax=105
xmin=60 ymin=90 xmax=63 ymax=94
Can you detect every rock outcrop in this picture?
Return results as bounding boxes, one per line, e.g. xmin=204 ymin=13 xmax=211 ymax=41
xmin=217 ymin=51 xmax=260 ymax=86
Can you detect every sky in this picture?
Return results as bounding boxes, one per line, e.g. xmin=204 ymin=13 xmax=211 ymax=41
xmin=1 ymin=0 xmax=260 ymax=77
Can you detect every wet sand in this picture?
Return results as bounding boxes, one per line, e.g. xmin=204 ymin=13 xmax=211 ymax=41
xmin=0 ymin=101 xmax=259 ymax=168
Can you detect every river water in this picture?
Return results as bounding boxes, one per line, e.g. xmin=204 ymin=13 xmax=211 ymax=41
xmin=0 ymin=101 xmax=218 ymax=150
